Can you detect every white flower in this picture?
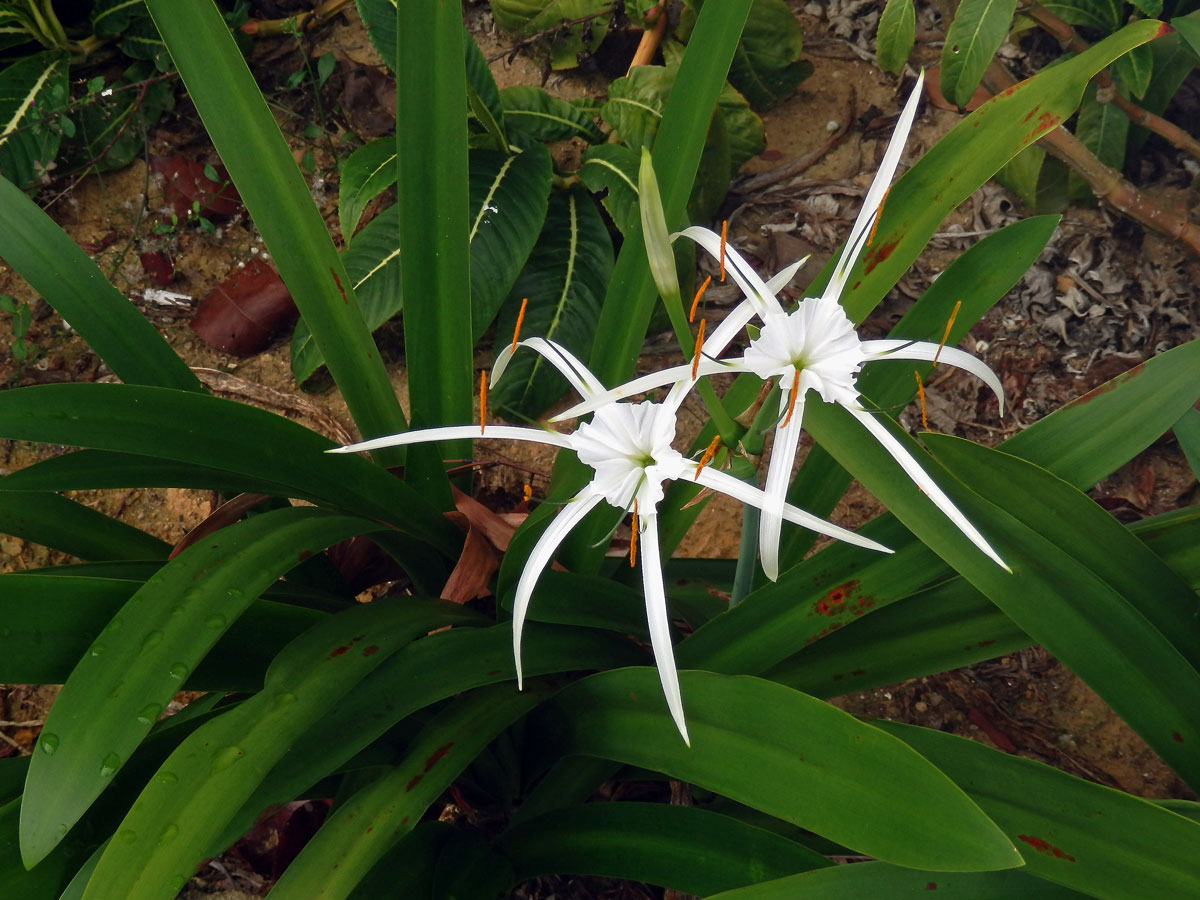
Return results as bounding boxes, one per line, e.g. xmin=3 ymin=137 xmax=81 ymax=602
xmin=331 ymin=337 xmax=891 ymax=743
xmin=557 ymin=71 xmax=1011 ymax=579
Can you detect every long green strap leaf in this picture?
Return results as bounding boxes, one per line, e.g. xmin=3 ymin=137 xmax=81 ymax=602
xmin=143 ymin=0 xmax=408 ymax=460
xmin=20 ymin=507 xmax=380 ymax=868
xmin=532 ymin=668 xmax=1020 ymax=872
xmin=0 ymin=176 xmax=200 ymax=391
xmin=78 ymin=598 xmax=480 ymax=900
xmin=0 ymin=491 xmax=169 ymax=560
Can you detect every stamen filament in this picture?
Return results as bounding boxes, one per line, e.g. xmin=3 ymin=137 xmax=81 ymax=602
xmin=629 ymin=499 xmax=639 ymax=568
xmin=932 ymin=300 xmax=962 ymax=367
xmin=689 ymin=275 xmax=711 ymax=323
xmin=511 ymin=297 xmax=528 ymax=352
xmin=915 ymin=370 xmax=928 ymax=431
xmin=867 ymin=187 xmax=890 ymax=248
xmin=719 ymin=219 xmax=728 ymax=282
xmin=693 ymin=434 xmax=721 ymax=481
xmin=691 ymin=318 xmax=707 ymax=380
xmin=782 ymin=377 xmax=800 ymax=427
xmin=479 ymin=370 xmax=488 ymax=435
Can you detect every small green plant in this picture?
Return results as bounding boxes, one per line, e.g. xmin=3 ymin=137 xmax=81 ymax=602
xmin=0 ymin=292 xmax=34 ymax=360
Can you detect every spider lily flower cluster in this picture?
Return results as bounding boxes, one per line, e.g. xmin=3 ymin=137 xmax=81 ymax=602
xmin=331 ymin=71 xmax=1009 ymax=743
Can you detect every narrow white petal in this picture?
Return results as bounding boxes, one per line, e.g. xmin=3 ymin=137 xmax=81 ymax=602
xmin=701 ymin=299 xmax=760 ymax=360
xmin=550 ymin=357 xmax=740 ymax=422
xmin=328 ymin=424 xmax=575 ymax=455
xmin=847 ymin=404 xmax=1011 ymax=571
xmin=511 ymin=491 xmax=606 ymax=689
xmin=692 ymin=465 xmax=892 ymax=555
xmin=825 ymin=72 xmax=925 ymax=301
xmin=673 ymin=226 xmax=785 ymax=320
xmin=492 ymin=337 xmax=605 ymax=400
xmin=861 ymin=340 xmax=1005 ymax=414
xmin=765 ymin=256 xmax=808 ymax=294
xmin=757 ymin=394 xmax=807 ymax=581
xmin=638 ymin=516 xmax=690 ymax=745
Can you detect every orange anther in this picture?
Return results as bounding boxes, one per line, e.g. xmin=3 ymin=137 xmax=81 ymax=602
xmin=523 ymin=483 xmax=532 ymax=503
xmin=479 ymin=370 xmax=488 ymax=435
xmin=719 ymin=219 xmax=728 ymax=283
xmin=691 ymin=318 xmax=707 ymax=380
xmin=693 ymin=434 xmax=721 ymax=481
xmin=915 ymin=370 xmax=928 ymax=431
xmin=511 ymin=297 xmax=528 ymax=352
xmin=689 ymin=275 xmax=711 ymax=323
xmin=867 ymin=187 xmax=890 ymax=248
xmin=782 ymin=377 xmax=800 ymax=427
xmin=932 ymin=300 xmax=962 ymax=367
xmin=629 ymin=500 xmax=639 ymax=568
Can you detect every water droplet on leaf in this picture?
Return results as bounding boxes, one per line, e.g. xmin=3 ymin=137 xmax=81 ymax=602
xmin=136 ymin=703 xmax=162 ymax=726
xmin=204 ymin=613 xmax=227 ymax=629
xmin=40 ymin=733 xmax=59 ymax=755
xmin=168 ymin=662 xmax=189 ymax=680
xmin=211 ymin=746 xmax=243 ymax=770
xmin=100 ymin=752 xmax=122 ymax=778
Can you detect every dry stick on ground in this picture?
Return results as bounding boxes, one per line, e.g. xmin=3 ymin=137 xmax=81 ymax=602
xmin=982 ymin=62 xmax=1200 ymax=256
xmin=1025 ymin=2 xmax=1200 ymax=164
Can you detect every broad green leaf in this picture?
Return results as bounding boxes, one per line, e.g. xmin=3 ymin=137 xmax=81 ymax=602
xmin=1176 ymin=407 xmax=1200 ymax=478
xmin=0 ymin=176 xmax=199 ymax=392
xmin=465 ymin=26 xmax=507 ymax=151
xmin=266 ymin=685 xmax=546 ymax=900
xmin=0 ymin=384 xmax=459 ymax=551
xmin=0 ymin=491 xmax=169 ymax=560
xmin=117 ymin=16 xmax=169 ymax=70
xmin=1 ymin=798 xmax=79 ymax=900
xmin=490 ymin=0 xmax=613 ymax=69
xmin=1175 ymin=13 xmax=1200 ymax=58
xmin=1040 ymin=0 xmax=1120 ymax=30
xmin=1129 ymin=0 xmax=1163 ymax=16
xmin=534 ymin=669 xmax=1021 ymax=871
xmin=706 ymin=864 xmax=1087 ymax=899
xmin=1111 ymin=43 xmax=1153 ymax=98
xmin=1068 ymin=85 xmax=1129 ymax=200
xmin=578 ymin=143 xmax=640 ymax=235
xmin=490 ymin=186 xmax=612 ymax=418
xmin=294 ymin=204 xmax=403 ymax=384
xmin=467 ymin=143 xmax=554 ymax=340
xmin=717 ymin=79 xmax=766 ymax=172
xmin=877 ymin=0 xmax=916 ymax=75
xmin=336 ymin=137 xmax=396 ymax=243
xmin=881 ymin=722 xmax=1200 ymax=899
xmin=499 ymin=803 xmax=830 ymax=895
xmin=90 ymin=0 xmax=148 ymax=36
xmin=994 ymin=143 xmax=1046 ymax=208
xmin=941 ymin=0 xmax=1019 ymax=109
xmin=145 ymin=0 xmax=409 ymax=461
xmin=216 ymin=623 xmax=643 ymax=855
xmin=20 ymin=508 xmax=380 ymax=867
xmin=723 ymin=0 xmax=810 ymax=110
xmin=354 ymin=0 xmax=396 ymax=69
xmin=500 ymin=85 xmax=602 ymax=144
xmin=79 ymin=598 xmax=480 ymax=900
xmin=601 ymin=64 xmax=670 ymax=149
xmin=0 ymin=51 xmax=67 ymax=188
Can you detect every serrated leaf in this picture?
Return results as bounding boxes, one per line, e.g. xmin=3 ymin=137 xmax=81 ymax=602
xmin=601 ymin=65 xmax=670 ymax=149
xmin=91 ymin=0 xmax=148 ymax=36
xmin=500 ymin=84 xmax=602 ymax=144
xmin=940 ymin=0 xmax=1020 ymax=109
xmin=1112 ymin=42 xmax=1154 ymax=98
xmin=578 ymin=143 xmax=639 ymax=235
xmin=355 ymin=0 xmax=396 ymax=69
xmin=467 ymin=143 xmax=554 ymax=340
xmin=490 ymin=0 xmax=614 ymax=69
xmin=490 ymin=186 xmax=612 ymax=418
xmin=1068 ymin=84 xmax=1129 ymax=201
xmin=337 ymin=137 xmax=396 ymax=243
xmin=726 ymin=0 xmax=810 ymax=109
xmin=0 ymin=51 xmax=68 ymax=189
xmin=293 ymin=204 xmax=402 ymax=383
xmin=877 ymin=0 xmax=916 ymax=75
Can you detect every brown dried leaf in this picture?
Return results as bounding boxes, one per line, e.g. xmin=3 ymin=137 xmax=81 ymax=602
xmin=191 ymin=258 xmax=298 ymax=356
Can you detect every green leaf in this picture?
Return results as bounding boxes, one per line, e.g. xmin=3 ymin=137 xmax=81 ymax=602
xmin=1039 ymin=0 xmax=1121 ymax=31
xmin=490 ymin=0 xmax=613 ymax=69
xmin=0 ymin=491 xmax=169 ymax=561
xmin=145 ymin=0 xmax=409 ymax=459
xmin=1128 ymin=0 xmax=1163 ymax=16
xmin=0 ymin=383 xmax=459 ymax=550
xmin=490 ymin=186 xmax=612 ymax=419
xmin=336 ymin=137 xmax=396 ymax=244
xmin=118 ymin=16 xmax=170 ymax=72
xmin=465 ymin=29 xmax=507 ymax=152
xmin=717 ymin=79 xmax=766 ymax=172
xmin=498 ymin=803 xmax=830 ymax=895
xmin=1176 ymin=407 xmax=1200 ymax=478
xmin=940 ymin=0 xmax=1019 ymax=109
xmin=354 ymin=0 xmax=396 ymax=69
xmin=534 ymin=669 xmax=1021 ymax=871
xmin=1175 ymin=13 xmax=1200 ymax=58
xmin=20 ymin=508 xmax=380 ymax=867
xmin=78 ymin=597 xmax=480 ymax=900
xmin=881 ymin=722 xmax=1200 ymax=899
xmin=0 ymin=51 xmax=67 ymax=188
xmin=500 ymin=85 xmax=602 ymax=143
xmin=994 ymin=143 xmax=1046 ymax=208
xmin=467 ymin=144 xmax=554 ymax=340
xmin=294 ymin=204 xmax=403 ymax=384
xmin=72 ymin=61 xmax=174 ymax=173
xmin=578 ymin=143 xmax=640 ymax=235
xmin=266 ymin=685 xmax=547 ymax=900
xmin=1111 ymin=43 xmax=1154 ymax=99
xmin=0 ymin=178 xmax=199 ymax=391
xmin=601 ymin=65 xmax=670 ymax=149
xmin=1068 ymin=84 xmax=1129 ymax=200
xmin=877 ymin=0 xmax=916 ymax=75
xmin=724 ymin=0 xmax=810 ymax=110
xmin=90 ymin=0 xmax=148 ymax=36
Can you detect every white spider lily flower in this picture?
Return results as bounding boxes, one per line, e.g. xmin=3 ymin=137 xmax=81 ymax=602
xmin=557 ymin=71 xmax=1010 ymax=579
xmin=331 ymin=337 xmax=891 ymax=744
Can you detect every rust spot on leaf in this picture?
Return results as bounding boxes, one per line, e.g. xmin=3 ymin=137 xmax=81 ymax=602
xmin=362 ymin=645 xmax=380 ymax=657
xmin=926 ymin=884 xmax=938 ymax=891
xmin=862 ymin=238 xmax=899 ymax=275
xmin=1172 ymin=732 xmax=1184 ymax=743
xmin=332 ymin=269 xmax=347 ymax=303
xmin=1031 ymin=111 xmax=1062 ymax=137
xmin=424 ymin=743 xmax=454 ymax=772
xmin=1018 ymin=834 xmax=1076 ymax=862
xmin=1067 ymin=359 xmax=1146 ymax=406
xmin=330 ymin=646 xmax=349 ymax=657
xmin=406 ymin=774 xmax=423 ymax=791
